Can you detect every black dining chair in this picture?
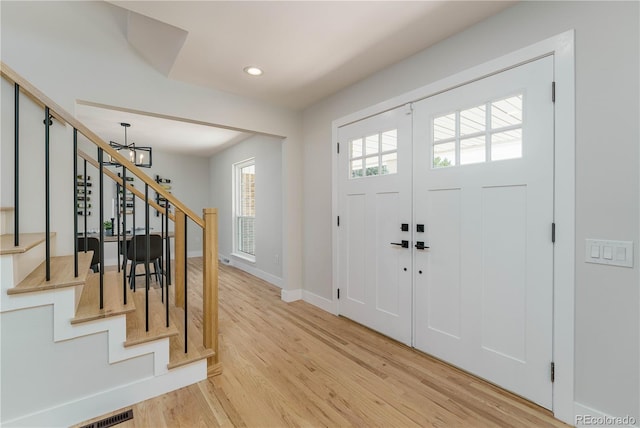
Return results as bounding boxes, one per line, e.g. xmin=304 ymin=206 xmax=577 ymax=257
xmin=126 ymin=235 xmax=163 ymax=291
xmin=77 ymin=237 xmax=100 ymax=273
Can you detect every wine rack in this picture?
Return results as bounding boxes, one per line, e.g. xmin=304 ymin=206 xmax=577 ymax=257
xmin=155 ymin=175 xmax=172 ymax=217
xmin=77 ymin=174 xmax=91 ymax=216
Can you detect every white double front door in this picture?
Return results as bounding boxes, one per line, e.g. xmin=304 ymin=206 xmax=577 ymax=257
xmin=337 ymin=56 xmax=554 ymax=408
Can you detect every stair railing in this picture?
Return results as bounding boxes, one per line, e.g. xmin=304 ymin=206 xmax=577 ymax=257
xmin=2 ymin=61 xmax=220 ymax=376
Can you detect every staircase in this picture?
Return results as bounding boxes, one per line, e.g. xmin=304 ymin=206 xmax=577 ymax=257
xmin=0 ymin=63 xmax=220 ymax=427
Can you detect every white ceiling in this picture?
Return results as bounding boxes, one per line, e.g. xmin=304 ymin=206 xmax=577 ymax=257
xmin=110 ymin=1 xmax=515 ymax=110
xmin=76 ymin=102 xmax=253 ymax=157
xmin=87 ymin=1 xmax=515 ymax=157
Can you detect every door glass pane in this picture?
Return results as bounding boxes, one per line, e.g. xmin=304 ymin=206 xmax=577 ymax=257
xmin=351 ymin=138 xmax=363 ymax=158
xmin=351 ymin=159 xmax=363 ymax=178
xmin=434 ymin=113 xmax=456 ymax=141
xmin=492 ymin=129 xmax=522 ymax=160
xmin=491 ymin=95 xmax=523 ymax=129
xmin=433 ymin=142 xmax=455 ymax=168
xmin=460 ymin=105 xmax=486 ymax=136
xmin=381 ymin=130 xmax=397 ymax=152
xmin=460 ymin=136 xmax=486 ymax=165
xmin=365 ymin=134 xmax=379 ymax=155
xmin=381 ymin=153 xmax=397 ymax=175
xmin=365 ymin=156 xmax=379 ymax=176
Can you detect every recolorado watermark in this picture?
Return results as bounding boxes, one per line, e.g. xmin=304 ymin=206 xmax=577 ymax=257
xmin=575 ymin=414 xmax=637 ymax=426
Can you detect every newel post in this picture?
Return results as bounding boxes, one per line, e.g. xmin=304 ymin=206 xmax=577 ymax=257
xmin=203 ymin=208 xmax=221 ymax=376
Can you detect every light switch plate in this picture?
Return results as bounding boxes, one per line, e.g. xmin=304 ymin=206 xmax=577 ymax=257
xmin=585 ymin=239 xmax=633 ymax=268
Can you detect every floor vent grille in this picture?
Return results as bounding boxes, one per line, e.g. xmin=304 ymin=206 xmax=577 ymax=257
xmin=81 ymin=409 xmax=133 ymax=428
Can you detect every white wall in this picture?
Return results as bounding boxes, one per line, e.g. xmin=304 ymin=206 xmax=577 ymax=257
xmin=0 ymin=77 xmax=70 ymax=245
xmin=0 ymin=0 xmax=302 ymax=291
xmin=209 ymin=135 xmax=283 ymax=285
xmin=301 ymin=0 xmax=638 ymax=423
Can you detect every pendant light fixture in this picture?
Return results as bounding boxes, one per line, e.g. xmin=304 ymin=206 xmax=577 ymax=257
xmin=106 ymin=122 xmax=152 ymax=168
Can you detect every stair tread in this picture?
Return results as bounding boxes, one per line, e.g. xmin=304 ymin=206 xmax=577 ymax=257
xmin=125 ymin=283 xmax=179 ymax=347
xmin=0 ymin=207 xmax=15 ymax=211
xmin=167 ymin=296 xmax=215 ymax=370
xmin=0 ymin=232 xmax=55 ymax=255
xmin=8 ymin=252 xmax=93 ymax=294
xmin=168 ymin=338 xmax=215 ymax=370
xmin=72 ymin=271 xmax=136 ymax=324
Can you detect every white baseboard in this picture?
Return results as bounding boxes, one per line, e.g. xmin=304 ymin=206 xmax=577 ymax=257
xmin=302 ymin=290 xmax=338 ymax=315
xmin=281 ymin=288 xmax=303 ymax=302
xmin=220 ymin=256 xmax=283 ymax=288
xmin=574 ymin=402 xmax=638 ymax=427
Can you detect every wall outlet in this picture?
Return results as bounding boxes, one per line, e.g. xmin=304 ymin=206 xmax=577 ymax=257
xmin=275 ymin=254 xmax=280 ymax=265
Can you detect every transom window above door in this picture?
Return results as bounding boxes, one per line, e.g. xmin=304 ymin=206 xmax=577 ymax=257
xmin=349 ymin=129 xmax=398 ymax=178
xmin=432 ymin=94 xmax=523 ymax=168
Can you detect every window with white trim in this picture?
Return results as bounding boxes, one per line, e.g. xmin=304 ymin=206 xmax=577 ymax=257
xmin=233 ymin=158 xmax=255 ymax=261
xmin=432 ymin=94 xmax=523 ymax=168
xmin=349 ymin=129 xmax=398 ymax=178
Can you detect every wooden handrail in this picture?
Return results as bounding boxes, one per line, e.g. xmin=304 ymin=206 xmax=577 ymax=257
xmin=78 ymin=149 xmax=175 ymax=221
xmin=0 ymin=61 xmax=204 ymax=229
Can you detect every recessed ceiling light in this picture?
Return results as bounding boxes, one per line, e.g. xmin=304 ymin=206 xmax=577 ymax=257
xmin=243 ymin=66 xmax=263 ymax=76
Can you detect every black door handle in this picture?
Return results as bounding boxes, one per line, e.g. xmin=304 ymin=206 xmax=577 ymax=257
xmin=415 ymin=241 xmax=429 ymax=250
xmin=390 ymin=240 xmax=409 ymax=248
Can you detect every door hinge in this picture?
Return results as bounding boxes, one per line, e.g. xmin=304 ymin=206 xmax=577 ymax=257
xmin=337 ymin=216 xmax=340 ymax=227
xmin=337 ymin=142 xmax=340 ymax=154
xmin=551 ymin=362 xmax=555 ymax=382
xmin=337 ymin=288 xmax=340 ymax=299
xmin=552 ymin=222 xmax=556 ymax=243
xmin=552 ymin=81 xmax=556 ymax=103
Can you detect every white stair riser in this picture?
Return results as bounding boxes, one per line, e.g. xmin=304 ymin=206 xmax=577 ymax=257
xmin=0 ymin=235 xmax=56 ymax=295
xmin=1 ymin=209 xmax=14 ymax=235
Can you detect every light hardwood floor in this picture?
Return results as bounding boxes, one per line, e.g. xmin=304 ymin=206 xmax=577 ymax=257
xmin=82 ymin=259 xmax=568 ymax=427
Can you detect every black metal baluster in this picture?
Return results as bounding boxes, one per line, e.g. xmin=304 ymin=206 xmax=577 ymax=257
xmin=165 ymin=202 xmax=170 ymax=327
xmin=184 ymin=218 xmax=188 ymax=354
xmin=166 ymin=202 xmax=171 ymax=286
xmin=122 ymin=169 xmax=128 ymax=305
xmin=44 ymin=108 xmax=51 ymax=281
xmin=98 ymin=148 xmax=104 ymax=309
xmin=160 ymin=205 xmax=164 ymax=304
xmin=73 ymin=129 xmax=78 ymax=277
xmin=14 ymin=83 xmax=19 ymax=246
xmin=116 ymin=181 xmax=121 ymax=273
xmin=132 ymin=180 xmax=136 ymax=291
xmin=83 ymin=160 xmax=87 ymax=251
xmin=145 ymin=184 xmax=150 ymax=332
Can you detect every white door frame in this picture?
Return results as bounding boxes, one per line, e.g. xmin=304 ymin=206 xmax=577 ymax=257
xmin=331 ymin=30 xmax=575 ymax=424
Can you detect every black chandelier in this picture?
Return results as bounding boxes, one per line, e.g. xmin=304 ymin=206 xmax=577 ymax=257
xmin=106 ymin=122 xmax=152 ymax=168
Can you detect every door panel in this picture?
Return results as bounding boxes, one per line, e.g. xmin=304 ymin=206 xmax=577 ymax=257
xmin=375 ymin=192 xmax=401 ymax=316
xmin=338 ymin=106 xmax=412 ymax=345
xmin=425 ymin=188 xmax=462 ymax=339
xmin=413 ymin=56 xmax=554 ymax=408
xmin=481 ymin=185 xmax=527 ymax=362
xmin=346 ymin=194 xmax=366 ymax=304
